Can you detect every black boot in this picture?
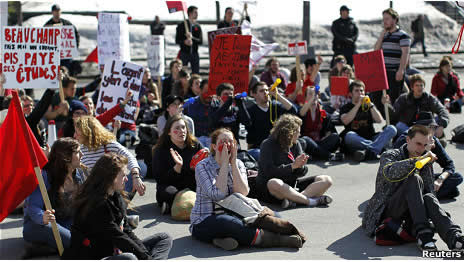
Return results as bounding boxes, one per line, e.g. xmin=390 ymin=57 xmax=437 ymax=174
xmin=258 ymin=230 xmax=303 ymax=248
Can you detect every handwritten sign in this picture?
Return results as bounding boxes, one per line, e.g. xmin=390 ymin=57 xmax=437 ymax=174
xmin=95 ymin=60 xmax=143 ymax=124
xmin=353 ymin=50 xmax=389 ymax=93
xmin=207 ymin=26 xmax=242 ymax=52
xmin=97 ymin=13 xmax=130 ymax=67
xmin=59 ymin=26 xmax=78 ymax=59
xmin=288 ymin=41 xmax=307 ymax=56
xmin=330 ymin=76 xmax=349 ymax=95
xmin=241 ymin=21 xmax=279 ymax=71
xmin=1 ymin=27 xmax=61 ymax=89
xmin=208 ymin=35 xmax=251 ymax=96
xmin=147 ymin=35 xmax=165 ymax=77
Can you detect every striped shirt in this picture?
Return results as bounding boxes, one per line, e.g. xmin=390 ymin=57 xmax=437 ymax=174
xmin=189 ymin=156 xmax=247 ymax=233
xmin=381 ymin=28 xmax=411 ymax=70
xmin=81 ymin=141 xmax=140 ymax=172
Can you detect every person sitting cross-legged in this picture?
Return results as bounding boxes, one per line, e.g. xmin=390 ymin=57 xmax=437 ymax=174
xmin=256 ymin=114 xmax=333 ymax=209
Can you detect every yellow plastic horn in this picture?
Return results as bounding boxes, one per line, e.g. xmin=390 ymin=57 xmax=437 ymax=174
xmin=415 ymin=157 xmax=431 ymax=169
xmin=269 ymin=78 xmax=282 ymax=92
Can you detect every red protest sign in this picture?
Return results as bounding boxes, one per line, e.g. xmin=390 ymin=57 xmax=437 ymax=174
xmin=288 ymin=41 xmax=307 ymax=56
xmin=330 ymin=76 xmax=349 ymax=95
xmin=353 ymin=50 xmax=389 ymax=93
xmin=166 ymin=1 xmax=187 ymax=13
xmin=207 ymin=26 xmax=242 ymax=53
xmin=208 ymin=35 xmax=251 ymax=96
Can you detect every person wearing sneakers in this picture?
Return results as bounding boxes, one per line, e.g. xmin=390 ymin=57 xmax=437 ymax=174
xmin=190 ymin=128 xmax=303 ymax=250
xmin=152 ymin=114 xmax=202 ymax=215
xmin=362 ymin=125 xmax=464 ymax=252
xmin=298 ymin=87 xmax=343 ymax=162
xmin=393 ymin=112 xmax=463 ymax=201
xmin=340 ymin=80 xmax=397 ymax=162
xmin=256 ymin=114 xmax=333 ymax=209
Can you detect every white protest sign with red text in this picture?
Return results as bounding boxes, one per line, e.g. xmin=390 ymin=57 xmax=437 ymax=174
xmin=147 ymin=35 xmax=164 ymax=77
xmin=288 ymin=41 xmax=307 ymax=56
xmin=97 ymin=13 xmax=130 ymax=67
xmin=60 ymin=26 xmax=78 ymax=59
xmin=95 ymin=60 xmax=143 ymax=124
xmin=1 ymin=27 xmax=61 ymax=89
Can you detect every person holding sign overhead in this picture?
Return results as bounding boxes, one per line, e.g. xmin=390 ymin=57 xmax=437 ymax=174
xmin=362 ymin=125 xmax=463 ymax=252
xmin=175 ymin=6 xmax=202 ymax=74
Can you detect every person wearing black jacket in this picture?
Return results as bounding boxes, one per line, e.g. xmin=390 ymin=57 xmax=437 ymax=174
xmin=217 ymin=6 xmax=251 ymax=29
xmin=64 ymin=153 xmax=172 ymax=260
xmin=208 ymin=83 xmax=251 ymax=142
xmin=25 ymin=89 xmax=55 ymax=147
xmin=393 ymin=111 xmax=463 ymax=200
xmin=152 ymin=114 xmax=202 ymax=215
xmin=331 ymin=5 xmax=358 ymax=67
xmin=256 ymin=114 xmax=333 ymax=209
xmin=175 ymin=6 xmax=202 ymax=74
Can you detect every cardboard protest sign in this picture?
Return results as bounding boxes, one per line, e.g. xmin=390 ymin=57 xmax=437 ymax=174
xmin=241 ymin=21 xmax=278 ymax=71
xmin=147 ymin=35 xmax=164 ymax=77
xmin=330 ymin=76 xmax=349 ymax=95
xmin=1 ymin=27 xmax=61 ymax=89
xmin=97 ymin=13 xmax=130 ymax=68
xmin=353 ymin=50 xmax=389 ymax=93
xmin=288 ymin=41 xmax=307 ymax=56
xmin=95 ymin=60 xmax=143 ymax=124
xmin=208 ymin=26 xmax=242 ymax=52
xmin=59 ymin=26 xmax=78 ymax=59
xmin=208 ymin=35 xmax=251 ymax=96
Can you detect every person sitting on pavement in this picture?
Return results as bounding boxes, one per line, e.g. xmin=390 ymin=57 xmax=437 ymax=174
xmin=162 ymin=59 xmax=183 ymax=101
xmin=65 ymin=153 xmax=173 ymax=259
xmin=392 ymin=74 xmax=449 ymax=145
xmin=340 ymin=80 xmax=397 ymax=162
xmin=246 ymin=81 xmax=297 ymax=160
xmin=139 ymin=68 xmax=161 ymax=108
xmin=393 ymin=111 xmax=463 ymax=200
xmin=259 ymin=57 xmax=288 ymax=92
xmin=304 ymin=56 xmax=322 ymax=89
xmin=256 ymin=114 xmax=333 ymax=209
xmin=152 ymin=114 xmax=202 ymax=215
xmin=284 ymin=65 xmax=311 ymax=107
xmin=137 ymin=91 xmax=162 ymax=125
xmin=326 ymin=64 xmax=353 ymax=115
xmin=190 ymin=128 xmax=304 ymax=251
xmin=183 ymin=79 xmax=214 ymax=148
xmin=23 ymin=138 xmax=85 ymax=252
xmin=185 ymin=74 xmax=202 ymax=99
xmin=298 ymin=87 xmax=343 ymax=161
xmin=362 ymin=125 xmax=464 ymax=252
xmin=157 ymin=95 xmax=194 ymax=136
xmin=431 ymin=57 xmax=463 ymax=113
xmin=172 ymin=69 xmax=191 ymax=99
xmin=208 ymin=83 xmax=251 ymax=142
xmin=325 ymin=55 xmax=347 ymax=98
xmin=74 ymin=115 xmax=146 ymax=199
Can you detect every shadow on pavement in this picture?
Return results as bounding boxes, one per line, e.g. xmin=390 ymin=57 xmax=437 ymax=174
xmin=168 ymin=235 xmax=300 ymax=259
xmin=327 ymin=226 xmax=421 ymax=259
xmin=128 ymin=202 xmax=191 ymax=228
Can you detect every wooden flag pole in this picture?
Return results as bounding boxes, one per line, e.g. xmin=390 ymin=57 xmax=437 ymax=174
xmin=33 ymin=166 xmax=64 ymax=256
xmin=295 ymin=55 xmax=302 ymax=95
xmin=383 ymin=89 xmax=390 ymax=125
xmin=58 ymin=66 xmax=65 ymax=103
xmin=157 ymin=75 xmax=162 ymax=106
xmin=182 ymin=11 xmax=189 ymax=39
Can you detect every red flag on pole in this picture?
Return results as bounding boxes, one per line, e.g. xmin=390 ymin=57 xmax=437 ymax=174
xmin=0 ymin=91 xmax=48 ymax=222
xmin=166 ymin=1 xmax=187 ymax=13
xmin=84 ymin=46 xmax=98 ymax=64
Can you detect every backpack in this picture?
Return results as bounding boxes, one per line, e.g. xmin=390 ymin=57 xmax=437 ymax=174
xmin=236 ymin=150 xmax=259 ymax=198
xmin=451 ymin=124 xmax=464 ymax=144
xmin=374 ymin=217 xmax=415 ymax=246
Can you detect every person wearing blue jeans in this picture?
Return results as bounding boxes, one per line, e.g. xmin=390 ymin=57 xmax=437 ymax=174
xmin=393 ymin=111 xmax=463 ymax=200
xmin=340 ymin=80 xmax=396 ymax=161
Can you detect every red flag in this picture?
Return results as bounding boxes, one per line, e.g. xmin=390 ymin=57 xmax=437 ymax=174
xmin=84 ymin=46 xmax=98 ymax=63
xmin=166 ymin=1 xmax=187 ymax=13
xmin=0 ymin=91 xmax=48 ymax=222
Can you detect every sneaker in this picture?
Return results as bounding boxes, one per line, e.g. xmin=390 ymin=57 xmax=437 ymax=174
xmin=127 ymin=215 xmax=139 ymax=229
xmin=353 ymin=150 xmax=366 ymax=162
xmin=160 ymin=202 xmax=168 ymax=215
xmin=213 ymin=237 xmax=239 ymax=251
xmin=451 ymin=233 xmax=464 ymax=251
xmin=317 ymin=195 xmax=333 ymax=206
xmin=281 ymin=199 xmax=296 ymax=209
xmin=417 ymin=232 xmax=437 ymax=251
xmin=329 ymin=152 xmax=344 ymax=161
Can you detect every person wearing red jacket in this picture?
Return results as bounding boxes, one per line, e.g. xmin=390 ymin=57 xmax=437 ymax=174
xmin=431 ymin=57 xmax=463 ymax=113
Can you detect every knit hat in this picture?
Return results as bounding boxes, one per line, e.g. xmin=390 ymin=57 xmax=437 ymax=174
xmin=69 ymin=99 xmax=88 ymax=114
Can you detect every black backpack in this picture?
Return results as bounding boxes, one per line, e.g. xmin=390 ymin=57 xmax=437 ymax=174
xmin=451 ymin=124 xmax=464 ymax=144
xmin=236 ymin=150 xmax=259 ymax=199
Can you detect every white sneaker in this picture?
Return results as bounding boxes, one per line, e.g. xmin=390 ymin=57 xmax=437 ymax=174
xmin=127 ymin=215 xmax=139 ymax=229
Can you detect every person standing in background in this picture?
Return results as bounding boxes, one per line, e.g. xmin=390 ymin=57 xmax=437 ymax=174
xmin=175 ymin=6 xmax=202 ymax=74
xmin=331 ymin=5 xmax=358 ymax=67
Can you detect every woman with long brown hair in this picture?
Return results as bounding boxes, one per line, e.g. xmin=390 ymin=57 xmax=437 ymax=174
xmin=74 ymin=115 xmax=146 ymax=198
xmin=23 ymin=138 xmax=85 ymax=250
xmin=64 ymin=153 xmax=172 ymax=259
xmin=152 ymin=114 xmax=202 ymax=214
xmin=256 ymin=114 xmax=333 ymax=209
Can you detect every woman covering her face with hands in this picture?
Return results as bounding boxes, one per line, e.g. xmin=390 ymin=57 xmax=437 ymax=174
xmin=256 ymin=114 xmax=334 ymax=209
xmin=152 ymin=114 xmax=202 ymax=214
